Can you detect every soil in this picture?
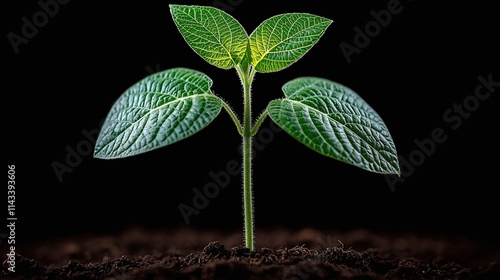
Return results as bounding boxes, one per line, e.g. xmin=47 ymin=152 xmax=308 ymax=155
xmin=2 ymin=226 xmax=499 ymax=280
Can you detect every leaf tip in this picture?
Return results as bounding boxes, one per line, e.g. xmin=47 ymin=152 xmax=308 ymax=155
xmin=169 ymin=4 xmax=186 ymax=16
xmin=386 ymin=161 xmax=401 ymax=176
xmin=93 ymin=150 xmax=103 ymax=159
xmin=394 ymin=167 xmax=402 ymax=177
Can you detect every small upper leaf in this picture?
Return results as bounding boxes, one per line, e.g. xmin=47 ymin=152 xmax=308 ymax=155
xmin=94 ymin=68 xmax=222 ymax=159
xmin=267 ymin=77 xmax=400 ymax=175
xmin=249 ymin=13 xmax=332 ymax=73
xmin=170 ymin=5 xmax=248 ymax=69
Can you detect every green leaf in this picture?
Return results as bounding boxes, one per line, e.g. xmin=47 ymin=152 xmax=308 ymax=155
xmin=249 ymin=13 xmax=332 ymax=73
xmin=94 ymin=68 xmax=222 ymax=159
xmin=267 ymin=77 xmax=400 ymax=174
xmin=169 ymin=5 xmax=248 ymax=69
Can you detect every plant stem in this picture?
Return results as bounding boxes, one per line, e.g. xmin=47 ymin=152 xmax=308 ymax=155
xmin=237 ymin=65 xmax=256 ymax=250
xmin=251 ymin=110 xmax=268 ymax=136
xmin=221 ymin=100 xmax=243 ymax=136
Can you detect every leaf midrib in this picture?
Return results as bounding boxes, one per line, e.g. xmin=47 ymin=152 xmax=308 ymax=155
xmin=253 ymin=15 xmax=329 ymax=67
xmin=177 ymin=7 xmax=239 ymax=66
xmin=282 ymin=99 xmax=394 ymax=167
xmin=96 ymin=93 xmax=217 ymax=155
xmin=287 ymin=83 xmax=385 ymax=126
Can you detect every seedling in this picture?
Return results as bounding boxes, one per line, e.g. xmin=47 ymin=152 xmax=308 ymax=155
xmin=94 ymin=5 xmax=400 ymax=251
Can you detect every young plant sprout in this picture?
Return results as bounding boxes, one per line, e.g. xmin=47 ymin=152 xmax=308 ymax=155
xmin=94 ymin=5 xmax=400 ymax=251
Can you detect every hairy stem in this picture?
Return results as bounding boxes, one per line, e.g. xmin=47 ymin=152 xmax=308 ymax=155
xmin=251 ymin=110 xmax=268 ymax=136
xmin=221 ymin=100 xmax=243 ymax=136
xmin=237 ymin=65 xmax=256 ymax=250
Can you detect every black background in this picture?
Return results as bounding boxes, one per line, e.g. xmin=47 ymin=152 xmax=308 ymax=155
xmin=4 ymin=0 xmax=499 ymax=249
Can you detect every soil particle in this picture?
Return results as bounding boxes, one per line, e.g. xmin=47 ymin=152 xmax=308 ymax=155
xmin=2 ymin=227 xmax=499 ymax=280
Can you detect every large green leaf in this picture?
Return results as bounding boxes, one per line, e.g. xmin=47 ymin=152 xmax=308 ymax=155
xmin=94 ymin=68 xmax=222 ymax=159
xmin=169 ymin=5 xmax=248 ymax=69
xmin=267 ymin=77 xmax=400 ymax=174
xmin=249 ymin=13 xmax=332 ymax=73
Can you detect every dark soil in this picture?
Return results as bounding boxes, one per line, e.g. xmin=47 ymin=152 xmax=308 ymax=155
xmin=2 ymin=226 xmax=499 ymax=280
